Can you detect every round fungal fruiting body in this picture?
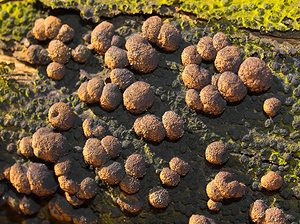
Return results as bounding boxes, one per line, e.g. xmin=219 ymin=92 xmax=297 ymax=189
xmin=238 ymin=57 xmax=272 ymax=93
xmin=48 ymin=102 xmax=75 ymax=131
xmin=48 ymin=40 xmax=71 ymax=64
xmin=197 ymin=36 xmax=217 ymax=61
xmin=263 ymin=97 xmax=281 ymax=117
xmin=123 ymin=81 xmax=155 ymax=114
xmin=133 ymin=114 xmax=166 ymax=143
xmin=46 ymin=62 xmax=66 ymax=81
xmin=200 ymin=85 xmax=226 ymax=116
xmin=214 ymin=46 xmax=243 ymax=73
xmin=182 ymin=64 xmax=210 ymax=91
xmin=217 ymin=71 xmax=247 ymax=103
xmin=181 ymin=45 xmax=202 ymax=66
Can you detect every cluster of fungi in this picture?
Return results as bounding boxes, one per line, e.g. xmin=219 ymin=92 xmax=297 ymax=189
xmin=183 ymin=32 xmax=281 ymax=117
xmin=0 ymin=13 xmax=287 ymax=224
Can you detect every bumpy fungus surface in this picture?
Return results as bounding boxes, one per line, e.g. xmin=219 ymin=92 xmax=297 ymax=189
xmin=48 ymin=40 xmax=71 ymax=64
xmin=160 ymin=167 xmax=180 ymax=187
xmin=263 ymin=97 xmax=282 ymax=117
xmin=82 ymin=118 xmax=107 ymax=139
xmin=27 ymin=163 xmax=57 ymax=197
xmin=48 ymin=102 xmax=75 ymax=131
xmin=83 ymin=138 xmax=109 ymax=167
xmin=205 ymin=141 xmax=229 ymax=165
xmin=169 ymin=157 xmax=190 ymax=176
xmin=123 ymin=81 xmax=155 ymax=114
xmin=133 ymin=114 xmax=166 ymax=143
xmin=260 ymin=171 xmax=283 ymax=191
xmin=148 ymin=187 xmax=170 ymax=209
xmin=182 ymin=64 xmax=210 ymax=91
xmin=32 ymin=128 xmax=68 ymax=163
xmin=238 ymin=57 xmax=272 ymax=93
xmin=46 ymin=62 xmax=66 ymax=81
xmin=217 ymin=72 xmax=247 ymax=103
xmin=181 ymin=45 xmax=202 ymax=66
xmin=214 ymin=46 xmax=242 ymax=73
xmin=200 ymin=85 xmax=226 ymax=116
xmin=125 ymin=154 xmax=146 ymax=178
xmin=162 ymin=111 xmax=184 ymax=141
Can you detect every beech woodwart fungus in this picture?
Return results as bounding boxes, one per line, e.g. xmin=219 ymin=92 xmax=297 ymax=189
xmin=83 ymin=138 xmax=109 ymax=167
xmin=206 ymin=180 xmax=223 ymax=202
xmin=18 ymin=137 xmax=34 ymax=158
xmin=82 ymin=118 xmax=107 ymax=139
xmin=189 ymin=214 xmax=217 ymax=224
xmin=76 ymin=177 xmax=98 ymax=200
xmin=26 ymin=45 xmax=50 ymax=65
xmin=249 ymin=199 xmax=267 ymax=223
xmin=111 ymin=35 xmax=125 ymax=48
xmin=87 ymin=77 xmax=104 ymax=103
xmin=213 ymin=171 xmax=246 ymax=199
xmin=142 ymin=16 xmax=163 ymax=43
xmin=27 ymin=163 xmax=57 ymax=196
xmin=32 ymin=128 xmax=68 ymax=163
xmin=54 ymin=156 xmax=72 ymax=177
xmin=214 ymin=46 xmax=243 ymax=73
xmin=263 ymin=97 xmax=281 ymax=117
xmin=185 ymin=89 xmax=202 ymax=111
xmin=48 ymin=40 xmax=71 ymax=64
xmin=110 ymin=68 xmax=135 ymax=91
xmin=200 ymin=85 xmax=226 ymax=116
xmin=32 ymin=18 xmax=47 ymax=41
xmin=99 ymin=161 xmax=124 ymax=185
xmin=46 ymin=62 xmax=66 ymax=81
xmin=72 ymin=45 xmax=91 ymax=63
xmin=157 ymin=23 xmax=181 ymax=52
xmin=44 ymin=16 xmax=62 ymax=39
xmin=56 ymin=24 xmax=74 ymax=43
xmin=77 ymin=82 xmax=94 ymax=104
xmin=212 ymin=32 xmax=231 ymax=52
xmin=124 ymin=154 xmax=146 ymax=178
xmin=119 ymin=175 xmax=140 ymax=194
xmin=91 ymin=21 xmax=115 ymax=55
xmin=48 ymin=102 xmax=75 ymax=131
xmin=263 ymin=207 xmax=286 ymax=224
xmin=19 ymin=196 xmax=40 ymax=215
xmin=148 ymin=187 xmax=169 ymax=209
xmin=169 ymin=157 xmax=190 ymax=176
xmin=100 ymin=83 xmax=122 ymax=111
xmin=205 ymin=141 xmax=229 ymax=165
xmin=123 ymin=81 xmax=155 ymax=114
xmin=48 ymin=195 xmax=73 ymax=222
xmin=207 ymin=199 xmax=222 ymax=212
xmin=260 ymin=171 xmax=283 ymax=191
xmin=238 ymin=57 xmax=272 ymax=93
xmin=58 ymin=175 xmax=80 ymax=195
xmin=117 ymin=193 xmax=143 ymax=214
xmin=217 ymin=71 xmax=247 ymax=103
xmin=104 ymin=46 xmax=129 ymax=69
xmin=197 ymin=36 xmax=217 ymax=61
xmin=133 ymin=114 xmax=166 ymax=143
xmin=182 ymin=64 xmax=210 ymax=91
xmin=181 ymin=45 xmax=202 ymax=66
xmin=9 ymin=162 xmax=31 ymax=194
xmin=101 ymin=135 xmax=122 ymax=159
xmin=126 ymin=34 xmax=159 ymax=73
xmin=159 ymin=167 xmax=180 ymax=187
xmin=162 ymin=111 xmax=184 ymax=141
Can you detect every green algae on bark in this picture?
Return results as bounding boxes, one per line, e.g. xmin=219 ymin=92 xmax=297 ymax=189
xmin=178 ymin=0 xmax=300 ymax=32
xmin=39 ymin=0 xmax=300 ymax=31
xmin=0 ymin=8 xmax=300 ymax=223
xmin=0 ymin=0 xmax=46 ymax=41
